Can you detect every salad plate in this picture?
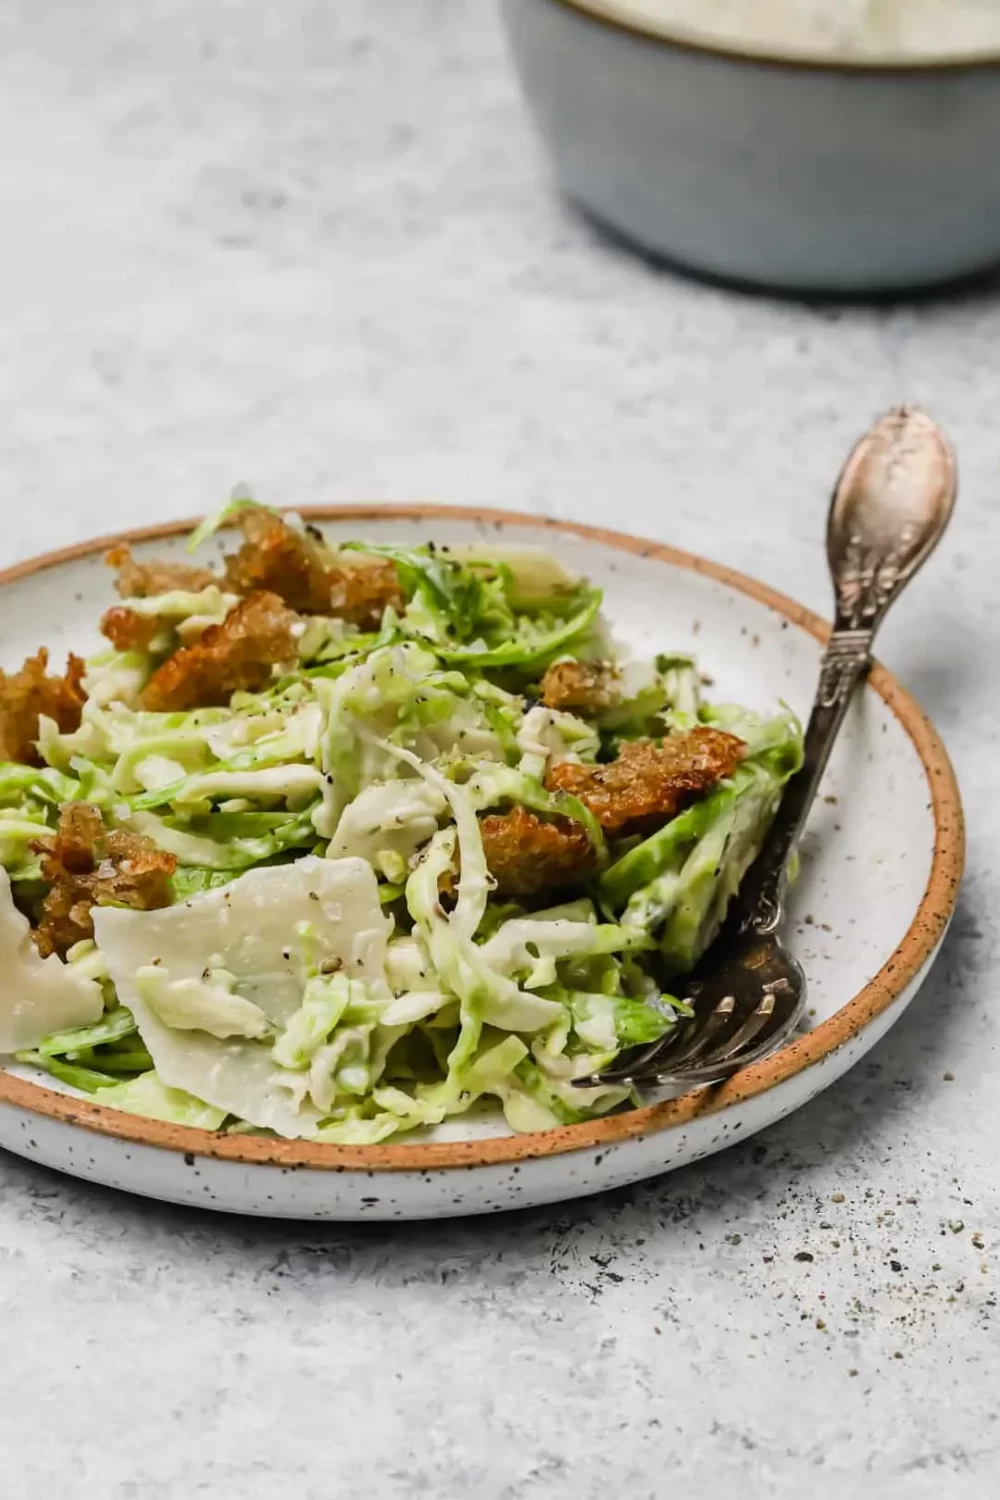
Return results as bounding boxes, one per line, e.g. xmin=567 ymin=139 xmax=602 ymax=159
xmin=0 ymin=504 xmax=962 ymax=1219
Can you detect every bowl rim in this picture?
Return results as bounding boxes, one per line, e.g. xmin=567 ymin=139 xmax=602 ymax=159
xmin=539 ymin=0 xmax=1000 ymax=74
xmin=0 ymin=504 xmax=965 ymax=1172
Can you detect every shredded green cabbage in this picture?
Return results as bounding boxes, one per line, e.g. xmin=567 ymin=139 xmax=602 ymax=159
xmin=0 ymin=499 xmax=804 ymax=1142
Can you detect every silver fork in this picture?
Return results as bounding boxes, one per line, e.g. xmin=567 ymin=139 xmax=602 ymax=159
xmin=577 ymin=405 xmax=956 ymax=1094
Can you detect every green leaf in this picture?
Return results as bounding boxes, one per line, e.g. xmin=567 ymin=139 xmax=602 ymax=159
xmin=435 ymin=588 xmax=602 ymax=669
xmin=129 ymin=810 xmax=318 ymax=870
xmin=36 ymin=1008 xmax=138 ymax=1058
xmin=599 ymin=790 xmax=725 ymax=909
xmin=188 ymin=493 xmax=272 ymax=552
xmin=0 ymin=764 xmax=81 ymax=806
xmin=97 ymin=1071 xmax=227 ymax=1128
xmin=342 ymin=542 xmax=463 ymax=610
xmin=70 ymin=1046 xmax=154 ymax=1074
xmin=169 ymin=867 xmax=239 ymax=900
xmin=15 ymin=1051 xmax=122 ymax=1093
xmin=609 ymin=994 xmax=679 ymax=1046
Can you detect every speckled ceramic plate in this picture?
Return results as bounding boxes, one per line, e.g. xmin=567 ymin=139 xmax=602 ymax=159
xmin=0 ymin=508 xmax=963 ymax=1219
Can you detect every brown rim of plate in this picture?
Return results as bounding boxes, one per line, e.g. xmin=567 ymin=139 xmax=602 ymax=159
xmin=544 ymin=0 xmax=1000 ymax=74
xmin=0 ymin=505 xmax=964 ymax=1172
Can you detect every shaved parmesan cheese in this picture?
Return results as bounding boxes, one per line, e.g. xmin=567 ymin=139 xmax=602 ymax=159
xmin=93 ymin=857 xmax=390 ymax=1137
xmin=0 ymin=870 xmax=104 ymax=1053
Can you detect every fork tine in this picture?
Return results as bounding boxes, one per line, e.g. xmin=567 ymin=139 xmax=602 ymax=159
xmin=580 ymin=1017 xmax=693 ymax=1087
xmin=577 ymin=996 xmax=737 ymax=1089
xmin=582 ymin=1028 xmax=684 ymax=1087
xmin=706 ymin=993 xmax=776 ymax=1063
xmin=656 ymin=995 xmax=736 ymax=1068
xmin=641 ymin=997 xmax=803 ymax=1089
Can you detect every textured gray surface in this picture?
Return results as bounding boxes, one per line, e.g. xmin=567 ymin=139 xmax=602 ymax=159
xmin=0 ymin=2 xmax=997 ymax=1496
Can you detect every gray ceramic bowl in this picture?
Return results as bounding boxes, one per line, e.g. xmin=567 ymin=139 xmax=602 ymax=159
xmin=501 ymin=0 xmax=1000 ymax=293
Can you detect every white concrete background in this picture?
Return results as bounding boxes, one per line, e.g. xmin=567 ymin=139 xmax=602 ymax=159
xmin=0 ymin=3 xmax=997 ymax=1496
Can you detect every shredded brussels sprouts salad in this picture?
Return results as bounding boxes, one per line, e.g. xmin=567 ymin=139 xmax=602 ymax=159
xmin=0 ymin=500 xmax=803 ymax=1142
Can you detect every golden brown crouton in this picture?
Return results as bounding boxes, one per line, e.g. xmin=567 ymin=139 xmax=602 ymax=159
xmin=0 ymin=649 xmax=87 ymax=766
xmin=106 ymin=543 xmax=216 ymax=599
xmin=479 ymin=804 xmax=597 ymax=897
xmin=326 ymin=558 xmax=405 ymax=630
xmin=99 ymin=605 xmax=162 ymax=653
xmin=222 ymin=509 xmax=404 ymax=628
xmin=222 ymin=508 xmax=331 ymax=614
xmin=140 ymin=591 xmax=300 ymax=712
xmin=33 ymin=802 xmax=177 ymax=958
xmin=545 ymin=728 xmax=744 ymax=836
xmin=540 ymin=659 xmax=620 ymax=714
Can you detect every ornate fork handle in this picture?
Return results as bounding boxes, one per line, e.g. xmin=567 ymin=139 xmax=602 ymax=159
xmin=817 ymin=626 xmax=873 ymax=707
xmin=579 ymin=406 xmax=956 ymax=1095
xmin=733 ymin=405 xmax=956 ymax=939
xmin=735 ymin=624 xmax=873 ymax=936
